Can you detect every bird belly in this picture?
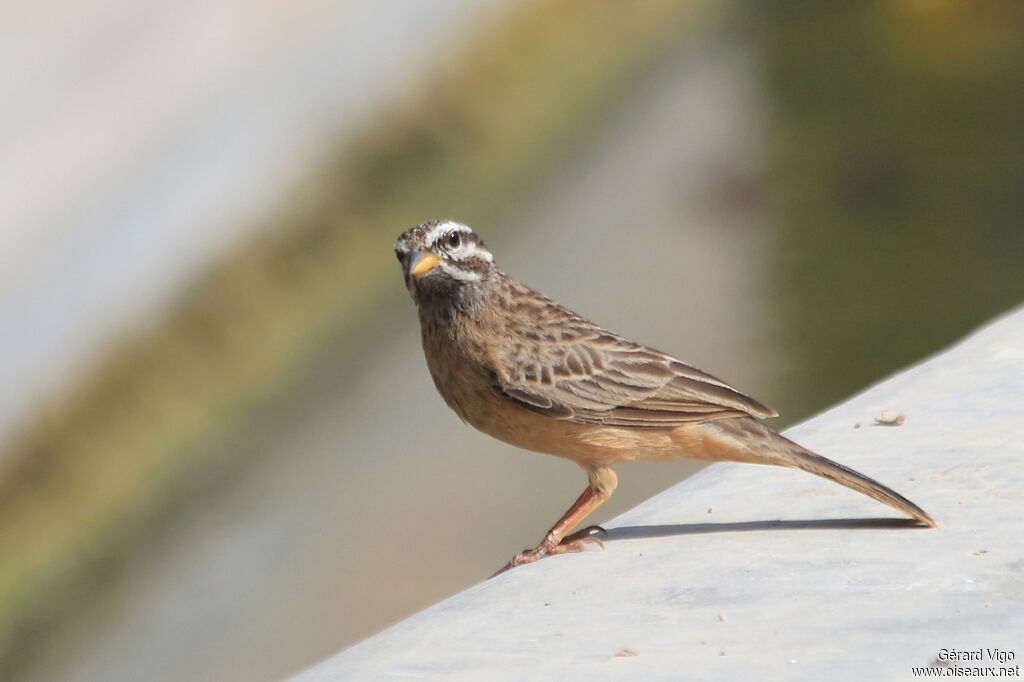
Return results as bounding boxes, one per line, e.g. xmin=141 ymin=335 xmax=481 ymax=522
xmin=468 ymin=391 xmax=680 ymax=467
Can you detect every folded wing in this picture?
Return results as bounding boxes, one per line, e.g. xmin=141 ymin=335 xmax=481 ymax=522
xmin=494 ymin=327 xmax=777 ymax=427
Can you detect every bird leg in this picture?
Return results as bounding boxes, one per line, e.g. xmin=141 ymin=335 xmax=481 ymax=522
xmin=492 ymin=485 xmax=609 ymax=577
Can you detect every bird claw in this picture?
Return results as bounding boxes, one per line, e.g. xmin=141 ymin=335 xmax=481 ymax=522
xmin=562 ymin=525 xmax=607 ymax=548
xmin=490 ymin=525 xmax=609 ymax=577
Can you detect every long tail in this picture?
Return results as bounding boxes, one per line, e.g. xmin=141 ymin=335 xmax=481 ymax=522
xmin=712 ymin=418 xmax=936 ymax=527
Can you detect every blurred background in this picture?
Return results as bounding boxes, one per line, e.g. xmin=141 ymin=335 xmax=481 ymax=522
xmin=1 ymin=1 xmax=1022 ymax=680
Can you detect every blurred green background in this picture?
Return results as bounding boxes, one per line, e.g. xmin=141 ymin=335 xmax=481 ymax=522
xmin=1 ymin=1 xmax=1021 ymax=681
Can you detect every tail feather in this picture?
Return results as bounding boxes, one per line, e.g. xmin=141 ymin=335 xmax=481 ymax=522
xmin=714 ymin=418 xmax=936 ymax=527
xmin=780 ymin=439 xmax=936 ymax=527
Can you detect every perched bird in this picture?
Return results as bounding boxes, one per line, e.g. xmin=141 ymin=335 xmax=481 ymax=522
xmin=394 ymin=220 xmax=935 ymax=574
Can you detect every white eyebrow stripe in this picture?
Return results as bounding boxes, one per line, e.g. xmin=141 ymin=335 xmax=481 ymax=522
xmin=423 ymin=220 xmax=494 ymax=263
xmin=423 ymin=220 xmax=471 ymax=246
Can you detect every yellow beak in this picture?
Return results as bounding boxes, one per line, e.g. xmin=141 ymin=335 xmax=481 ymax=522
xmin=409 ymin=251 xmax=441 ymax=277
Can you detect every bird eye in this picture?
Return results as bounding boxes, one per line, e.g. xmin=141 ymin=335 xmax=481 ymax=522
xmin=445 ymin=231 xmax=461 ymax=249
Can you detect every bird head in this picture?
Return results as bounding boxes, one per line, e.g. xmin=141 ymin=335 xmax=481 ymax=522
xmin=394 ymin=220 xmax=496 ymax=305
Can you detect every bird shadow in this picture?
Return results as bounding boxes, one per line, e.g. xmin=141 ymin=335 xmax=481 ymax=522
xmin=603 ymin=517 xmax=926 ymax=542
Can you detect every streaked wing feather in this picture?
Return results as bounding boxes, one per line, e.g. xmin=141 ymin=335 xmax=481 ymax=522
xmin=494 ymin=315 xmax=776 ymax=427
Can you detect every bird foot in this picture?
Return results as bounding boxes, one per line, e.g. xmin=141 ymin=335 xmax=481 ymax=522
xmin=491 ymin=525 xmax=607 ymax=577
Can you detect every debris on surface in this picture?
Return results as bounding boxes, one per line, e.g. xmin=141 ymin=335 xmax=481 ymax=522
xmin=873 ymin=410 xmax=907 ymax=426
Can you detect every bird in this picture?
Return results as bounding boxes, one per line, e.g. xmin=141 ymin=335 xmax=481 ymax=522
xmin=394 ymin=219 xmax=935 ymax=574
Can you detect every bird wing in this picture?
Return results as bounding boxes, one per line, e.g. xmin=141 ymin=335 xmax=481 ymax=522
xmin=493 ymin=321 xmax=778 ymax=428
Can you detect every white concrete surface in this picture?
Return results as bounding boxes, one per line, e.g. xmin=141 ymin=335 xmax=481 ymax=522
xmin=291 ymin=304 xmax=1024 ymax=681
